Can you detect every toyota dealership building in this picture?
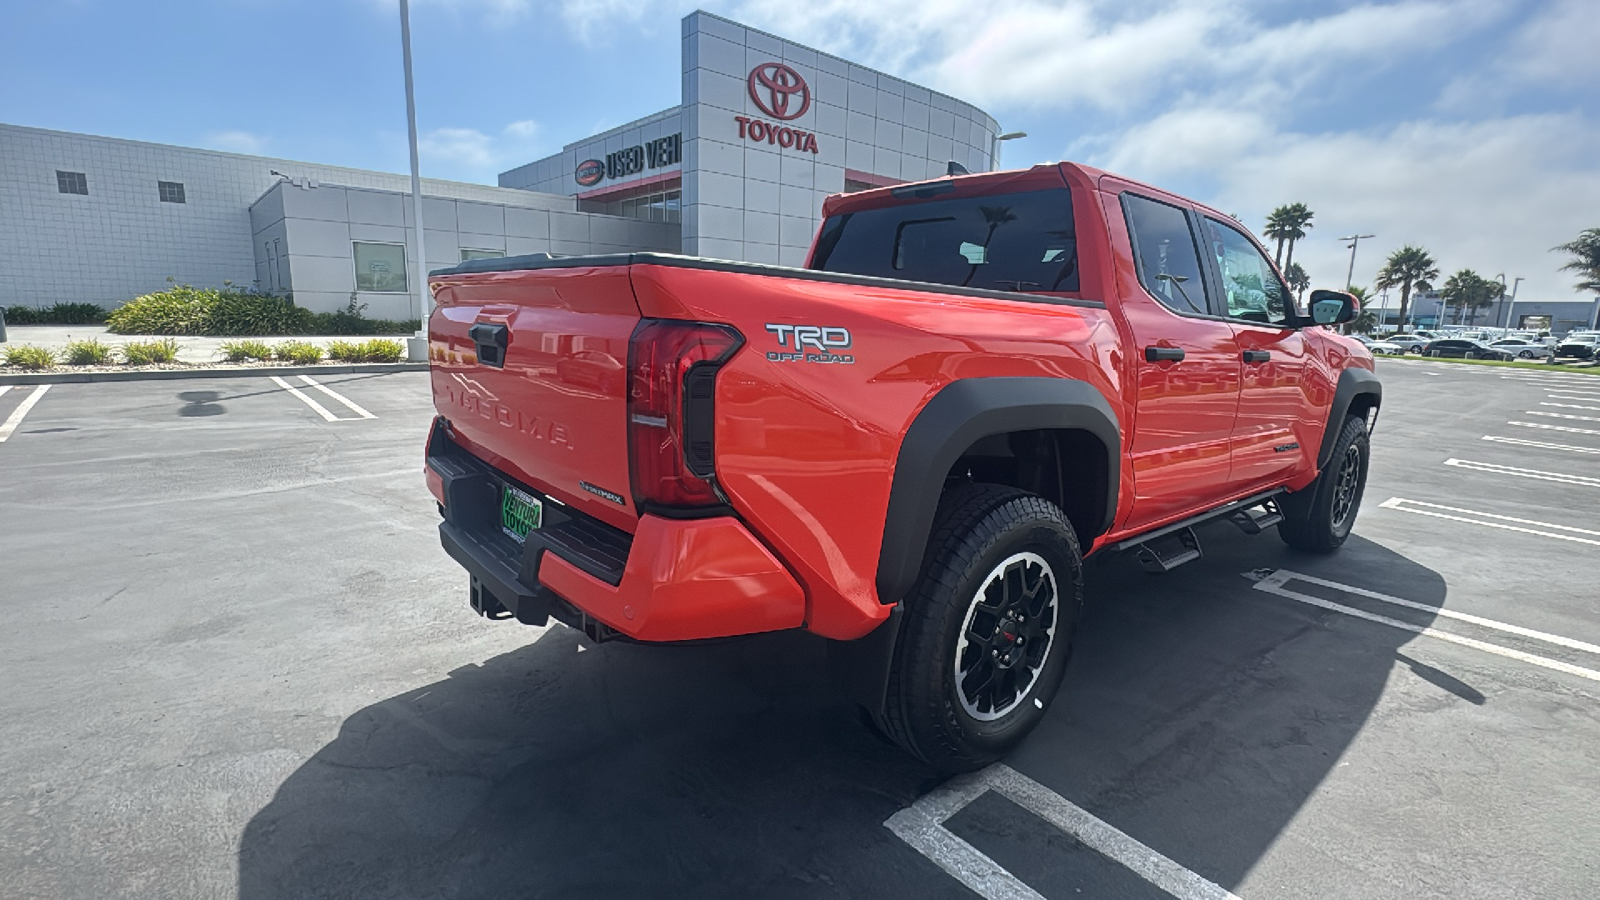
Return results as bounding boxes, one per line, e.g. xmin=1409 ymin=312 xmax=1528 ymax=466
xmin=0 ymin=11 xmax=1003 ymax=322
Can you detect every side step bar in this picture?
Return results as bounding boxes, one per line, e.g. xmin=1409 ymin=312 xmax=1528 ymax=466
xmin=1108 ymin=489 xmax=1285 ymax=573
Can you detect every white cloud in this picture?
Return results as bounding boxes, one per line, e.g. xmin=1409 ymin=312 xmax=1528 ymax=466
xmin=1096 ymin=109 xmax=1600 ymax=304
xmin=205 ymin=130 xmax=266 ymax=154
xmin=418 ymin=119 xmax=544 ymax=179
xmin=1439 ymin=0 xmax=1600 ymax=111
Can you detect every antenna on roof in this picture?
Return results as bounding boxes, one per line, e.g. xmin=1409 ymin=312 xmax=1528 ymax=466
xmin=947 ymin=161 xmax=970 ymax=176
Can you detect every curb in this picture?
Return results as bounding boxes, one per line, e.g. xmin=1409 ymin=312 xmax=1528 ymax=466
xmin=0 ymin=362 xmax=429 ymax=385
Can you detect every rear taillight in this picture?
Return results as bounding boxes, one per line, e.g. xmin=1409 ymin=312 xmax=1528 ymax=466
xmin=627 ymin=319 xmax=744 ymax=512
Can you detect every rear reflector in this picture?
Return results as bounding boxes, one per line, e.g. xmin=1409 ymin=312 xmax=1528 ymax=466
xmin=627 ymin=319 xmax=743 ymax=511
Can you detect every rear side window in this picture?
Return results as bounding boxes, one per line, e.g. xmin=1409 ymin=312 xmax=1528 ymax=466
xmin=810 ymin=188 xmax=1078 ymax=293
xmin=1122 ymin=194 xmax=1210 ymax=316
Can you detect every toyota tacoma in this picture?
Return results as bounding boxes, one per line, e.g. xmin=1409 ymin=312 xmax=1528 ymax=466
xmin=423 ymin=162 xmax=1381 ymax=772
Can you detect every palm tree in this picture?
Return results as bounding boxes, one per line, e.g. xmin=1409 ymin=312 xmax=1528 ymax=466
xmin=1345 ymin=286 xmax=1374 ymax=334
xmin=1553 ymin=227 xmax=1600 ymax=294
xmin=1374 ymin=245 xmax=1440 ymax=329
xmin=1285 ymin=262 xmax=1310 ymax=301
xmin=1441 ymin=269 xmax=1498 ymax=325
xmin=1264 ymin=203 xmax=1315 ymax=270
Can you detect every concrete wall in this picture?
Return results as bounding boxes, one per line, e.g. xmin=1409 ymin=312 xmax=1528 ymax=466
xmin=678 ymin=11 xmax=1000 ymax=266
xmin=0 ymin=122 xmax=578 ymax=309
xmin=250 ymin=181 xmax=679 ymax=320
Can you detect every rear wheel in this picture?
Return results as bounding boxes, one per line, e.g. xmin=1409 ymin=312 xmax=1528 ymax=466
xmin=881 ymin=484 xmax=1084 ymax=773
xmin=1518 ymin=350 xmax=1534 ymax=359
xmin=1279 ymin=416 xmax=1370 ymax=552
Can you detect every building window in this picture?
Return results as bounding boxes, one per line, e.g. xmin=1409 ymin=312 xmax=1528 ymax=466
xmin=57 ymin=170 xmax=88 ymax=195
xmin=353 ymin=242 xmax=408 ymax=293
xmin=460 ymin=248 xmax=505 ymax=261
xmin=159 ymin=181 xmax=186 ymax=203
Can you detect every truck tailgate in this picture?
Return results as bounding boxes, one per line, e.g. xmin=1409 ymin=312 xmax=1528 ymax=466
xmin=429 ymin=264 xmax=640 ymax=533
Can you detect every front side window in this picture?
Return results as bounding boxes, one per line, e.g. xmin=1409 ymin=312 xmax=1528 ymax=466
xmin=460 ymin=248 xmax=504 ymax=261
xmin=57 ymin=170 xmax=88 ymax=195
xmin=353 ymin=242 xmax=408 ymax=293
xmin=1203 ymin=217 xmax=1293 ymax=326
xmin=1122 ymin=194 xmax=1209 ymax=315
xmin=810 ymin=188 xmax=1079 ymax=293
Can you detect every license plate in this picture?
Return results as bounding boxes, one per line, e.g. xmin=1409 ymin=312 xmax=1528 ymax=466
xmin=500 ymin=484 xmax=542 ymax=544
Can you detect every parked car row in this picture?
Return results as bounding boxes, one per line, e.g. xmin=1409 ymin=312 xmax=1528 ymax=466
xmin=1358 ymin=331 xmax=1599 ymax=361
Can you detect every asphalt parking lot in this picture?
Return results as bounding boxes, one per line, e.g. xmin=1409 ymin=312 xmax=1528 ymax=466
xmin=2 ymin=361 xmax=1599 ymax=899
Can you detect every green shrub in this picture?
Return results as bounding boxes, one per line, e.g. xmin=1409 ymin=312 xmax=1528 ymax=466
xmin=122 ymin=338 xmax=180 ymax=365
xmin=274 ymin=341 xmax=324 ymax=364
xmin=3 ymin=304 xmax=108 ymax=325
xmin=63 ymin=338 xmax=114 ymax=365
xmin=47 ymin=303 xmax=107 ymax=324
xmin=210 ymin=291 xmax=314 ymax=335
xmin=326 ymin=340 xmax=364 ymax=362
xmin=3 ymin=345 xmax=57 ymax=369
xmin=219 ymin=339 xmax=274 ymax=362
xmin=106 ymin=286 xmax=217 ymax=335
xmin=359 ymin=338 xmax=404 ymax=363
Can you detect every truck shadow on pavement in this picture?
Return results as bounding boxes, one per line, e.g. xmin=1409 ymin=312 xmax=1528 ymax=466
xmin=237 ymin=527 xmax=1445 ymax=899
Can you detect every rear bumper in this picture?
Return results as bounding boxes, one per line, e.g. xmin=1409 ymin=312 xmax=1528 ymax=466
xmin=428 ymin=419 xmax=805 ymax=642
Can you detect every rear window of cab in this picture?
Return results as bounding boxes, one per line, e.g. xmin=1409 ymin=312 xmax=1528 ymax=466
xmin=809 ymin=188 xmax=1079 ymax=293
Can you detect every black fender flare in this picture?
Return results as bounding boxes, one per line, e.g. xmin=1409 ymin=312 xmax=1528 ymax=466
xmin=1317 ymin=367 xmax=1382 ymax=470
xmin=874 ymin=377 xmax=1120 ymax=608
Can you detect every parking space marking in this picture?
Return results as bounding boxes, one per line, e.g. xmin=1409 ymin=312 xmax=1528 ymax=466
xmin=1540 ymin=401 xmax=1600 ymax=412
xmin=0 ymin=384 xmax=51 ymax=442
xmin=269 ymin=375 xmax=340 ymax=422
xmin=1482 ymin=435 xmax=1600 ymax=455
xmin=886 ymin=764 xmax=1240 ymax=900
xmin=1445 ymin=458 xmax=1600 ymax=488
xmin=1510 ymin=420 xmax=1600 ymax=436
xmin=1251 ymin=570 xmax=1600 ymax=685
xmin=1258 ymin=569 xmax=1600 ymax=655
xmin=1527 ymin=410 xmax=1600 ymax=423
xmin=298 ymin=375 xmax=376 ymax=419
xmin=1378 ymin=497 xmax=1600 ymax=547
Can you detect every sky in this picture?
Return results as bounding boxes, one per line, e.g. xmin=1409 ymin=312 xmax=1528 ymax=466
xmin=2 ymin=0 xmax=1597 ymax=307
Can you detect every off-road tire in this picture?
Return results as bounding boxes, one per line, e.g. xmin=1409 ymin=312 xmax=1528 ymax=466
xmin=881 ymin=483 xmax=1084 ymax=773
xmin=1278 ymin=415 xmax=1370 ymax=552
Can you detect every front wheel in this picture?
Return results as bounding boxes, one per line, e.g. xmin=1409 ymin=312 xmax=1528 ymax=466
xmin=880 ymin=484 xmax=1084 ymax=773
xmin=1279 ymin=416 xmax=1370 ymax=552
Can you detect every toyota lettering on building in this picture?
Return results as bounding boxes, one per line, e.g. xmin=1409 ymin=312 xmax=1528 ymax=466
xmin=734 ymin=63 xmax=821 ymax=153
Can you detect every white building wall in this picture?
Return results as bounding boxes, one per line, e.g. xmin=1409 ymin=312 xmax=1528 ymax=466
xmin=250 ymin=181 xmax=679 ymax=320
xmin=0 ymin=123 xmax=574 ymax=309
xmin=677 ymin=11 xmax=999 ymax=266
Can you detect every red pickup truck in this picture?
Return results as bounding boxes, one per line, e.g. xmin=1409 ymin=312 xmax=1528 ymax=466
xmin=424 ymin=162 xmax=1380 ymax=772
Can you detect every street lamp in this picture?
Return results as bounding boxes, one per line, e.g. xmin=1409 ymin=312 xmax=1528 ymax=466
xmin=399 ymin=0 xmax=430 ymax=360
xmin=1502 ymin=275 xmax=1524 ymax=329
xmin=990 ymin=131 xmax=1027 ymax=169
xmin=1337 ymin=233 xmax=1375 ymax=291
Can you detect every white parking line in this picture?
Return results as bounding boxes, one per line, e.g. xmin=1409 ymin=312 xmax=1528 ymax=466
xmin=1445 ymin=458 xmax=1600 ymax=488
xmin=1250 ymin=570 xmax=1600 ymax=684
xmin=1540 ymin=401 xmax=1600 ymax=412
xmin=0 ymin=384 xmax=50 ymax=442
xmin=1482 ymin=435 xmax=1600 ymax=455
xmin=269 ymin=375 xmax=340 ymax=422
xmin=1546 ymin=389 xmax=1600 ymax=399
xmin=1527 ymin=410 xmax=1600 ymax=423
xmin=886 ymin=764 xmax=1240 ymax=900
xmin=1510 ymin=420 xmax=1600 ymax=436
xmin=298 ymin=375 xmax=376 ymax=419
xmin=1378 ymin=497 xmax=1600 ymax=547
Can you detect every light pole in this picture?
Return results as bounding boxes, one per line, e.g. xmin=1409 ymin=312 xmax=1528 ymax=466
xmin=1505 ymin=276 xmax=1523 ymax=329
xmin=1337 ymin=233 xmax=1375 ymax=290
xmin=990 ymin=131 xmax=1027 ymax=170
xmin=399 ymin=0 xmax=430 ymax=361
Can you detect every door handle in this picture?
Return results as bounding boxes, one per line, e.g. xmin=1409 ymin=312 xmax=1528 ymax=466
xmin=1145 ymin=346 xmax=1185 ymax=363
xmin=469 ymin=322 xmax=510 ymax=369
xmin=1242 ymin=349 xmax=1272 ymax=364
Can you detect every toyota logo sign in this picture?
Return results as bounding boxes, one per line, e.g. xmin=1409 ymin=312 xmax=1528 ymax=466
xmin=574 ymin=159 xmax=604 ymax=187
xmin=748 ymin=62 xmax=810 ymax=121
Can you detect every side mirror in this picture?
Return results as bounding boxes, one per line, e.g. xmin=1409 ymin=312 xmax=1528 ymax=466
xmin=1308 ymin=289 xmax=1357 ymax=326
